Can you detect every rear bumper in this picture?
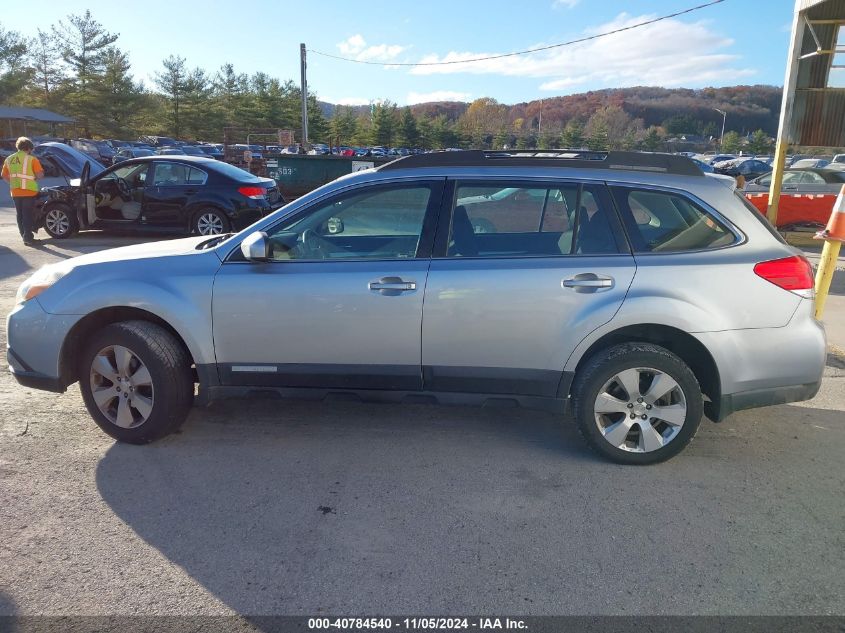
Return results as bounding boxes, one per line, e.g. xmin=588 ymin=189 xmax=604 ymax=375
xmin=695 ymin=298 xmax=826 ymax=421
xmin=712 ymin=381 xmax=821 ymax=421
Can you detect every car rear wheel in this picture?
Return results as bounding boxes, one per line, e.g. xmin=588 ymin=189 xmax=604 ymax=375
xmin=571 ymin=343 xmax=703 ymax=464
xmin=79 ymin=321 xmax=194 ymax=444
xmin=194 ymin=208 xmax=229 ymax=235
xmin=43 ymin=204 xmax=79 ymax=239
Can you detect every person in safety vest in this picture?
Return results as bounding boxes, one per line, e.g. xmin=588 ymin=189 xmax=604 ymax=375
xmin=2 ymin=137 xmax=45 ymax=246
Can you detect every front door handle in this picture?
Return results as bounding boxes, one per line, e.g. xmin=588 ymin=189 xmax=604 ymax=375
xmin=562 ymin=273 xmax=614 ymax=293
xmin=369 ymin=276 xmax=417 ymax=295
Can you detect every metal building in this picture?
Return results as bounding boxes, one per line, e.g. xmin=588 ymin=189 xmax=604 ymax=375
xmin=768 ymin=0 xmax=845 ymax=223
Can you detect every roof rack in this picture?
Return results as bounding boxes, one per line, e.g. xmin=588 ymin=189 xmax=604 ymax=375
xmin=378 ymin=149 xmax=703 ymax=177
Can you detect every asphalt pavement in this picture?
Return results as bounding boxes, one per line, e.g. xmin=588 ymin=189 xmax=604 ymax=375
xmin=0 ymin=202 xmax=843 ymax=618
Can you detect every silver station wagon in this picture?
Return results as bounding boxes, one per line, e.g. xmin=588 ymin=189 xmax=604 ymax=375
xmin=7 ymin=150 xmax=826 ymax=464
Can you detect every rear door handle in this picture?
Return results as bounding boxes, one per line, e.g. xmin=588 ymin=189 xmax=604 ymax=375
xmin=562 ymin=273 xmax=614 ymax=293
xmin=369 ymin=276 xmax=417 ymax=295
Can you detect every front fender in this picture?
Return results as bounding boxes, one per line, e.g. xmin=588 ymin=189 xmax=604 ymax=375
xmin=36 ymin=253 xmax=219 ymax=366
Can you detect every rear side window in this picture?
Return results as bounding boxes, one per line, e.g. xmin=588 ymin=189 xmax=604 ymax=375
xmin=734 ymin=190 xmax=787 ymax=244
xmin=612 ymin=188 xmax=737 ymax=253
xmin=447 ymin=182 xmax=620 ymax=258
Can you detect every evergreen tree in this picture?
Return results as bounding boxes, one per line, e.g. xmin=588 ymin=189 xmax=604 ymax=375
xmin=397 ymin=107 xmax=419 ymax=147
xmin=721 ymin=130 xmax=742 ymax=153
xmin=493 ymin=126 xmax=509 ymax=150
xmin=641 ymin=127 xmax=662 ymax=151
xmin=586 ymin=121 xmax=609 ymax=151
xmin=371 ymin=101 xmax=398 ymax=146
xmin=90 ymin=47 xmax=142 ymax=137
xmin=561 ymin=119 xmax=584 ymax=148
xmin=746 ymin=129 xmax=772 ymax=154
xmin=331 ymin=106 xmax=358 ymax=146
xmin=0 ymin=25 xmax=29 ymax=104
xmin=53 ymin=10 xmax=119 ymax=134
xmin=154 ymin=55 xmax=188 ymax=137
xmin=28 ymin=29 xmax=64 ymax=108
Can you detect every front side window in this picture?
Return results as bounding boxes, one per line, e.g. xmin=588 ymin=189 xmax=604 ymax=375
xmin=613 ymin=188 xmax=737 ymax=253
xmin=447 ymin=183 xmax=619 ymax=258
xmin=105 ymin=163 xmax=149 ymax=186
xmin=263 ymin=185 xmax=433 ymax=261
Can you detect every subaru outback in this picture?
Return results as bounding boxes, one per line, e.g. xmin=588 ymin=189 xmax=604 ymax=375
xmin=6 ymin=150 xmax=826 ymax=464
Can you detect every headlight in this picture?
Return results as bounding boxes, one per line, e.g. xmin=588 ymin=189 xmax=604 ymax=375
xmin=15 ymin=265 xmax=70 ymax=304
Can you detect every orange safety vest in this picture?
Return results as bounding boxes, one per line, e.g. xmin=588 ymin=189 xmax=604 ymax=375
xmin=4 ymin=151 xmax=39 ymax=193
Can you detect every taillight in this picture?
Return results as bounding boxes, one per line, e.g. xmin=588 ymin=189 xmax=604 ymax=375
xmin=753 ymin=255 xmax=814 ymax=291
xmin=238 ymin=186 xmax=266 ymax=199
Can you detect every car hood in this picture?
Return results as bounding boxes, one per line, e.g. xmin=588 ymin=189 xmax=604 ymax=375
xmin=94 ymin=235 xmax=218 ymax=264
xmin=33 ymin=142 xmax=106 ymax=179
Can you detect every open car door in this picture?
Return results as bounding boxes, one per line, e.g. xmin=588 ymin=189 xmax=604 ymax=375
xmin=79 ymin=162 xmax=98 ymax=227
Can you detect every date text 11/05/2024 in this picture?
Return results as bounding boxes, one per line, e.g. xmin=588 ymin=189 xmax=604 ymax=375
xmin=307 ymin=618 xmax=528 ymax=630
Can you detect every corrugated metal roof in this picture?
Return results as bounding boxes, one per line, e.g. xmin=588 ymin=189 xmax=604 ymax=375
xmin=789 ymin=0 xmax=845 ymax=145
xmin=0 ymin=106 xmax=74 ymax=123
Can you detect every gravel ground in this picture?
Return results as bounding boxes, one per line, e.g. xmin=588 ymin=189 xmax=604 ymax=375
xmin=0 ymin=204 xmax=843 ymax=618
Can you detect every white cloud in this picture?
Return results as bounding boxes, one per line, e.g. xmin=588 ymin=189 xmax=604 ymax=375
xmin=406 ymin=90 xmax=472 ymax=104
xmin=553 ymin=0 xmax=579 ymax=8
xmin=337 ymin=34 xmax=407 ymax=62
xmin=410 ymin=13 xmax=755 ymax=90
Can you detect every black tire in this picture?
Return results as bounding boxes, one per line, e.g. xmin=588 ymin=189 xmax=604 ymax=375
xmin=192 ymin=207 xmax=230 ymax=236
xmin=42 ymin=204 xmax=79 ymax=239
xmin=571 ymin=343 xmax=703 ymax=465
xmin=78 ymin=321 xmax=194 ymax=444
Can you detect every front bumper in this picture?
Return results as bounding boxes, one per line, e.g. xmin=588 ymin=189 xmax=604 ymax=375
xmin=6 ymin=298 xmax=81 ymax=393
xmin=7 ymin=347 xmax=65 ymax=392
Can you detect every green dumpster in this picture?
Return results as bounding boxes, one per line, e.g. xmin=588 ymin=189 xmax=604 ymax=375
xmin=265 ymin=154 xmax=393 ymax=199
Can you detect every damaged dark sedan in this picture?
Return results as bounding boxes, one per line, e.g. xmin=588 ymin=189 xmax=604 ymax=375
xmin=31 ymin=142 xmax=284 ymax=238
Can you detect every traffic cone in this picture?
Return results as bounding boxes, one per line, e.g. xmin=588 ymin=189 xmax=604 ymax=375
xmin=814 ymin=183 xmax=845 ymax=319
xmin=816 ymin=183 xmax=845 ymax=243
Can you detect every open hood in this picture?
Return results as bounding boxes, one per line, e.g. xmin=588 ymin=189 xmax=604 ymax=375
xmin=33 ymin=142 xmax=106 ymax=181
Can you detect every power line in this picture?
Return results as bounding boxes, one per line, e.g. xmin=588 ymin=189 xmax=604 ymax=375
xmin=308 ymin=0 xmax=727 ymax=67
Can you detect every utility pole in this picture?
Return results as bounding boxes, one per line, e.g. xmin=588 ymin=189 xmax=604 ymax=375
xmin=714 ymin=108 xmax=726 ymax=150
xmin=300 ymin=43 xmax=309 ymax=147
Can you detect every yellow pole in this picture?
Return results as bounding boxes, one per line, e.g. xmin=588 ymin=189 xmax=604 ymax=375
xmin=814 ymin=239 xmax=842 ymax=319
xmin=766 ymin=139 xmax=789 ymax=226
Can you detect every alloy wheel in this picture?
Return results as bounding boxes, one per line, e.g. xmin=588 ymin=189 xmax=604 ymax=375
xmin=89 ymin=345 xmax=155 ymax=428
xmin=593 ymin=367 xmax=687 ymax=453
xmin=197 ymin=212 xmax=224 ymax=235
xmin=45 ymin=209 xmax=70 ymax=236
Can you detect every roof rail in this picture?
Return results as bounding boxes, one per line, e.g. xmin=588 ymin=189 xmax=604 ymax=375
xmin=378 ymin=149 xmax=704 ymax=177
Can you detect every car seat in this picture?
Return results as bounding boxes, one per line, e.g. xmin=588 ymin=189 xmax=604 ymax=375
xmin=449 ymin=205 xmax=479 ymax=256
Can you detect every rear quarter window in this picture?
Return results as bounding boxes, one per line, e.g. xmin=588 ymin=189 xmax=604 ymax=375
xmin=612 ymin=187 xmax=738 ymax=253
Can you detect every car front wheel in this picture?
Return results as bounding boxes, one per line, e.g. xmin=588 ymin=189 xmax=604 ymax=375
xmin=78 ymin=321 xmax=194 ymax=444
xmin=42 ymin=204 xmax=79 ymax=239
xmin=571 ymin=343 xmax=703 ymax=464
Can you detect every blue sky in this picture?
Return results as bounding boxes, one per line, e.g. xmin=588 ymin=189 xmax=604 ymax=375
xmin=3 ymin=0 xmax=796 ymax=105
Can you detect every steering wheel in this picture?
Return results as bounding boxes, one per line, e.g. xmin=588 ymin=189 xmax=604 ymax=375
xmin=115 ymin=176 xmax=132 ymax=201
xmin=297 ymin=228 xmax=330 ymax=259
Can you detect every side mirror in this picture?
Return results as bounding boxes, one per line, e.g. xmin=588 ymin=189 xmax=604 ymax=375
xmin=240 ymin=231 xmax=269 ymax=261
